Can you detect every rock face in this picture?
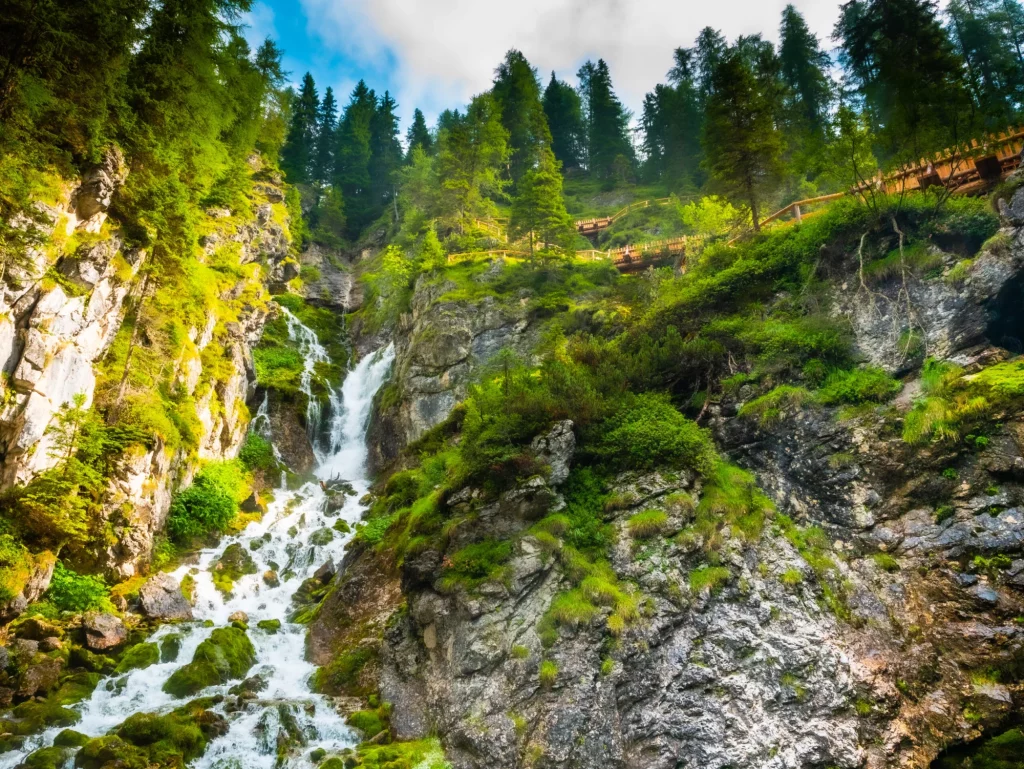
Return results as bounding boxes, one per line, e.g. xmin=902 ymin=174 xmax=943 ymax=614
xmin=138 ymin=573 xmax=193 ymax=621
xmin=367 ymin=266 xmax=538 ymax=474
xmin=82 ymin=612 xmax=127 ymax=651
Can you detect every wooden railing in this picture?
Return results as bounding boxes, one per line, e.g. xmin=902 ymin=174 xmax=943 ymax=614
xmin=575 ymin=197 xmax=675 ymax=233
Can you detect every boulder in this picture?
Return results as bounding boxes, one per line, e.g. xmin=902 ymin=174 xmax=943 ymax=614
xmin=240 ymin=492 xmax=265 ymax=514
xmin=228 ymin=611 xmax=248 ymax=624
xmin=17 ymin=657 xmax=62 ymax=698
xmin=14 ymin=616 xmax=64 ymax=641
xmin=162 ymin=627 xmax=255 ymax=697
xmin=69 ymin=147 xmax=126 ymax=221
xmin=82 ymin=612 xmax=127 ymax=651
xmin=530 ymin=420 xmax=576 ymax=485
xmin=138 ymin=573 xmax=193 ymax=621
xmin=262 ymin=570 xmax=280 ymax=588
xmin=313 ymin=559 xmax=336 ymax=584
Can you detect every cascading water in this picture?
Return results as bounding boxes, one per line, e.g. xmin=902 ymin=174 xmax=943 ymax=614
xmin=1 ymin=318 xmax=395 ymax=769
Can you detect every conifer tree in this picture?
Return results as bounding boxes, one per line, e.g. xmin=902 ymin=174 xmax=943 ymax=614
xmin=281 ymin=73 xmax=320 ymax=183
xmin=492 ymin=50 xmax=553 ymax=182
xmin=779 ymin=5 xmax=833 ymax=137
xmin=578 ymin=59 xmax=633 ymax=181
xmin=407 ymin=108 xmax=433 ymax=157
xmin=702 ymin=50 xmax=785 ymax=231
xmin=509 ymin=146 xmax=574 ymax=257
xmin=542 ymin=73 xmax=586 ymax=171
xmin=835 ymin=0 xmax=973 ymax=161
xmin=946 ymin=0 xmax=1017 ymax=124
xmin=334 ymin=80 xmax=376 ymax=233
xmin=314 ymin=86 xmax=337 ymax=187
xmin=370 ymin=90 xmax=403 ymax=214
xmin=642 ymin=48 xmax=704 ymax=188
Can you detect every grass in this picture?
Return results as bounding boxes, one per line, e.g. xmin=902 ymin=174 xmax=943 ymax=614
xmin=872 ymin=553 xmax=900 ymax=572
xmin=627 ymin=509 xmax=668 ymax=539
xmin=538 ymin=660 xmax=558 ymax=687
xmin=738 ymin=386 xmax=812 ymax=426
xmin=689 ymin=566 xmax=730 ymax=593
xmin=781 ymin=568 xmax=804 ymax=586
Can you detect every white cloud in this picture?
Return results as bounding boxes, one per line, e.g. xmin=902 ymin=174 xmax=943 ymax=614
xmin=296 ymin=0 xmax=845 ymax=126
xmin=242 ymin=1 xmax=278 ymax=51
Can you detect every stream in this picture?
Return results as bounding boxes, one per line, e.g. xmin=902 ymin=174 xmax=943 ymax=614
xmin=2 ymin=314 xmax=395 ymax=768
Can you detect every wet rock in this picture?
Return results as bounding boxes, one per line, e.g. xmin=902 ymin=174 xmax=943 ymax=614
xmin=256 ymin=619 xmax=281 ymax=633
xmin=530 ymin=420 xmax=576 ymax=485
xmin=313 ymin=560 xmax=336 ymax=584
xmin=241 ymin=492 xmax=266 ymax=514
xmin=162 ymin=626 xmax=256 ymax=698
xmin=110 ymin=594 xmax=128 ymax=613
xmin=114 ymin=643 xmax=159 ymax=674
xmin=212 ymin=543 xmax=258 ymax=595
xmin=138 ymin=573 xmax=193 ymax=621
xmin=14 ymin=616 xmax=64 ymax=641
xmin=39 ymin=637 xmax=63 ymax=652
xmin=17 ymin=657 xmax=62 ymax=698
xmin=970 ymin=584 xmax=1001 ymax=605
xmin=228 ymin=611 xmax=249 ymax=624
xmin=82 ymin=612 xmax=128 ymax=651
xmin=263 ymin=570 xmax=280 ymax=588
xmin=159 ymin=634 xmax=182 ymax=664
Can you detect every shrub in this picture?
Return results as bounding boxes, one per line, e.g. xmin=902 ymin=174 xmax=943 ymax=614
xmin=738 ymin=385 xmax=812 ymax=426
xmin=238 ymin=432 xmax=276 ymax=473
xmin=598 ymin=393 xmax=715 ymax=473
xmin=167 ymin=461 xmax=250 ymax=543
xmin=817 ymin=367 xmax=902 ymax=405
xmin=689 ymin=566 xmax=730 ymax=593
xmin=546 ymin=590 xmax=598 ymax=627
xmin=627 ymin=510 xmax=668 ymax=539
xmin=45 ymin=563 xmax=112 ymax=613
xmin=440 ymin=539 xmax=514 ymax=590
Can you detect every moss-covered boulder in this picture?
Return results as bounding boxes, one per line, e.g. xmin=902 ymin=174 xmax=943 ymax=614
xmin=211 ymin=544 xmax=257 ymax=596
xmin=75 ymin=698 xmax=227 ymax=769
xmin=256 ymin=619 xmax=281 ymax=633
xmin=22 ymin=745 xmax=73 ymax=769
xmin=162 ymin=627 xmax=255 ymax=698
xmin=54 ymin=729 xmax=90 ymax=747
xmin=114 ymin=643 xmax=159 ymax=674
xmin=159 ymin=634 xmax=182 ymax=663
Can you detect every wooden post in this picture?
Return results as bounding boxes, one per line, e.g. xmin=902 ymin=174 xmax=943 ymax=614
xmin=793 ymin=204 xmax=802 ymax=223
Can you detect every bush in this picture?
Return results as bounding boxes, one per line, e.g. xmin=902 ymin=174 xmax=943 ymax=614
xmin=817 ymin=367 xmax=902 ymax=405
xmin=440 ymin=539 xmax=514 ymax=590
xmin=598 ymin=393 xmax=715 ymax=473
xmin=539 ymin=660 xmax=558 ymax=687
xmin=738 ymin=385 xmax=811 ymax=426
xmin=167 ymin=461 xmax=250 ymax=543
xmin=45 ymin=563 xmax=111 ymax=613
xmin=238 ymin=433 xmax=276 ymax=473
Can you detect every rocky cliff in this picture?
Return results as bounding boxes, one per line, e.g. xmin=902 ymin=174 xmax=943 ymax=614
xmin=308 ymin=191 xmax=1024 ymax=769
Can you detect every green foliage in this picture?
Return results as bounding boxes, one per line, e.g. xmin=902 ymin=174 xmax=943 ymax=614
xmin=167 ymin=461 xmax=250 ymax=543
xmin=538 ymin=660 xmax=559 ymax=687
xmin=934 ymin=726 xmax=1024 ymax=769
xmin=597 ymin=393 xmax=715 ymax=473
xmin=114 ymin=643 xmax=160 ymax=674
xmin=688 ymin=462 xmax=774 ymax=549
xmin=872 ymin=553 xmax=900 ymax=572
xmin=738 ymin=385 xmax=812 ymax=426
xmin=689 ymin=565 xmax=731 ymax=593
xmin=44 ymin=563 xmax=111 ymax=613
xmin=509 ymin=147 xmax=574 ymax=255
xmin=439 ymin=539 xmax=514 ymax=591
xmin=162 ymin=626 xmax=256 ymax=697
xmin=817 ymin=367 xmax=902 ymax=405
xmin=354 ymin=738 xmax=450 ymax=769
xmin=238 ymin=432 xmax=276 ymax=473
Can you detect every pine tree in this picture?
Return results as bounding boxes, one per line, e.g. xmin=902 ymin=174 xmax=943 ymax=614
xmin=578 ymin=59 xmax=633 ymax=181
xmin=492 ymin=50 xmax=552 ymax=182
xmin=642 ymin=48 xmax=704 ymax=188
xmin=692 ymin=27 xmax=729 ymax=102
xmin=779 ymin=5 xmax=833 ymax=136
xmin=407 ymin=108 xmax=433 ymax=157
xmin=369 ymin=90 xmax=403 ymax=215
xmin=314 ymin=86 xmax=337 ymax=187
xmin=946 ymin=0 xmax=1017 ymax=124
xmin=508 ymin=146 xmax=574 ymax=258
xmin=702 ymin=50 xmax=785 ymax=231
xmin=835 ymin=0 xmax=973 ymax=161
xmin=281 ymin=72 xmax=320 ymax=183
xmin=334 ymin=80 xmax=376 ymax=234
xmin=542 ymin=73 xmax=586 ymax=171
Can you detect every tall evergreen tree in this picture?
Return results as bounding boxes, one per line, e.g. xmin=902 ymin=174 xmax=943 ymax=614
xmin=702 ymin=50 xmax=785 ymax=231
xmin=492 ymin=50 xmax=552 ymax=182
xmin=369 ymin=90 xmax=403 ymax=214
xmin=334 ymin=80 xmax=376 ymax=233
xmin=578 ymin=59 xmax=633 ymax=181
xmin=542 ymin=73 xmax=586 ymax=171
xmin=280 ymin=72 xmax=319 ymax=183
xmin=509 ymin=146 xmax=574 ymax=257
xmin=835 ymin=0 xmax=973 ymax=162
xmin=779 ymin=5 xmax=833 ymax=136
xmin=641 ymin=48 xmax=703 ymax=189
xmin=313 ymin=86 xmax=337 ymax=187
xmin=406 ymin=108 xmax=433 ymax=157
xmin=946 ymin=0 xmax=1017 ymax=124
xmin=692 ymin=27 xmax=729 ymax=102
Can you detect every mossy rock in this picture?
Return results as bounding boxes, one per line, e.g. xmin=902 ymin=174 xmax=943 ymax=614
xmin=211 ymin=544 xmax=258 ymax=596
xmin=346 ymin=708 xmax=387 ymax=739
xmin=53 ymin=671 xmax=102 ymax=705
xmin=256 ymin=619 xmax=281 ymax=633
xmin=332 ymin=520 xmax=351 ymax=534
xmin=309 ymin=528 xmax=334 ymax=546
xmin=74 ymin=734 xmax=149 ymax=769
xmin=162 ymin=627 xmax=256 ymax=698
xmin=54 ymin=729 xmax=90 ymax=747
xmin=115 ymin=643 xmax=159 ymax=674
xmin=160 ymin=634 xmax=183 ymax=663
xmin=68 ymin=646 xmax=115 ymax=675
xmin=0 ymin=698 xmax=80 ymax=736
xmin=22 ymin=745 xmax=74 ymax=769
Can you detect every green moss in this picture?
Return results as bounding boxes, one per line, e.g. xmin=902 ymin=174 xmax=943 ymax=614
xmin=115 ymin=643 xmax=160 ymax=674
xmin=211 ymin=542 xmax=258 ymax=596
xmin=314 ymin=645 xmax=376 ymax=697
xmin=934 ymin=726 xmax=1024 ymax=769
xmin=162 ymin=627 xmax=256 ymax=697
xmin=872 ymin=553 xmax=900 ymax=572
xmin=439 ymin=539 xmax=514 ymax=592
xmin=354 ymin=738 xmax=449 ymax=769
xmin=160 ymin=634 xmax=183 ymax=663
xmin=817 ymin=367 xmax=902 ymax=405
xmin=781 ymin=568 xmax=803 ymax=586
xmin=256 ymin=619 xmax=281 ymax=633
xmin=21 ymin=745 xmax=73 ymax=769
xmin=346 ymin=708 xmax=388 ymax=739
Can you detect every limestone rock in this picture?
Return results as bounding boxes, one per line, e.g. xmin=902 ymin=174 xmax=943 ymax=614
xmin=138 ymin=573 xmax=193 ymax=621
xmin=82 ymin=612 xmax=127 ymax=651
xmin=530 ymin=420 xmax=576 ymax=485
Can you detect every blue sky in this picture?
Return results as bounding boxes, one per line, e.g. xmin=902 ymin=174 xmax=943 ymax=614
xmin=241 ymin=0 xmax=848 ymax=135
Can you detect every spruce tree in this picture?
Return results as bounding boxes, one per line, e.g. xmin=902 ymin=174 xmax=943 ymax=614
xmin=946 ymin=0 xmax=1017 ymax=124
xmin=281 ymin=73 xmax=320 ymax=183
xmin=642 ymin=48 xmax=704 ymax=188
xmin=492 ymin=50 xmax=553 ymax=182
xmin=578 ymin=59 xmax=633 ymax=181
xmin=779 ymin=5 xmax=833 ymax=136
xmin=334 ymin=80 xmax=376 ymax=234
xmin=407 ymin=108 xmax=433 ymax=157
xmin=508 ymin=146 xmax=574 ymax=258
xmin=835 ymin=0 xmax=973 ymax=161
xmin=370 ymin=90 xmax=403 ymax=215
xmin=314 ymin=86 xmax=337 ymax=187
xmin=702 ymin=50 xmax=785 ymax=231
xmin=542 ymin=73 xmax=586 ymax=171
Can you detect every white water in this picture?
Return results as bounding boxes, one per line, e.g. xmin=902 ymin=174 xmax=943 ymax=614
xmin=2 ymin=327 xmax=395 ymax=768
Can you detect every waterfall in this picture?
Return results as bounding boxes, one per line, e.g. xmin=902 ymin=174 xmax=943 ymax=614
xmin=1 ymin=320 xmax=395 ymax=768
